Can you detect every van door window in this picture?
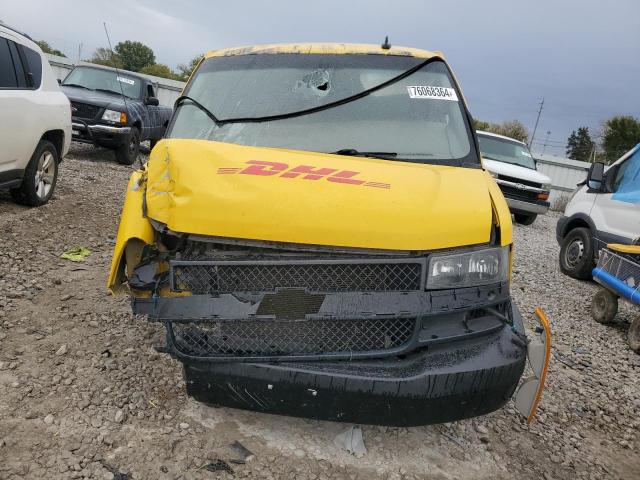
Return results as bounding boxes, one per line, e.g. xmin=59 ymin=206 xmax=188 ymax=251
xmin=612 ymin=148 xmax=640 ymax=205
xmin=0 ymin=38 xmax=18 ymax=88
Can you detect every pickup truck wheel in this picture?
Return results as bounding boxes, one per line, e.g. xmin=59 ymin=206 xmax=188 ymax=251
xmin=628 ymin=317 xmax=640 ymax=353
xmin=559 ymin=227 xmax=594 ymax=279
xmin=115 ymin=127 xmax=140 ymax=165
xmin=514 ymin=213 xmax=537 ymax=225
xmin=591 ymin=288 xmax=618 ymax=324
xmin=10 ymin=140 xmax=59 ymax=207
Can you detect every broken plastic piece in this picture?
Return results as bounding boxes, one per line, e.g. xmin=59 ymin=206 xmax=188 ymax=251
xmin=334 ymin=426 xmax=367 ymax=458
xmin=204 ymin=459 xmax=233 ymax=473
xmin=230 ymin=440 xmax=255 ymax=463
xmin=61 ymin=246 xmax=91 ymax=262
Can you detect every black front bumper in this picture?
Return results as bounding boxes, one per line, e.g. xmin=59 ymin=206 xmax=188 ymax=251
xmin=134 ymin=282 xmax=527 ymax=426
xmin=183 ymin=319 xmax=526 ymax=426
xmin=71 ymin=119 xmax=131 ymax=148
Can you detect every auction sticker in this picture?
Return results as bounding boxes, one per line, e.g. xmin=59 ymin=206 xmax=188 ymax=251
xmin=117 ymin=76 xmax=135 ymax=85
xmin=407 ymin=86 xmax=458 ymax=101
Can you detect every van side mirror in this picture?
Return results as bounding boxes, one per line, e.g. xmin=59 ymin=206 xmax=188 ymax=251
xmin=587 ymin=162 xmax=605 ymax=191
xmin=145 ymin=96 xmax=160 ymax=106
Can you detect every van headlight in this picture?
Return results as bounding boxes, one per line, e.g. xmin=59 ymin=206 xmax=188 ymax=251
xmin=427 ymin=246 xmax=509 ymax=289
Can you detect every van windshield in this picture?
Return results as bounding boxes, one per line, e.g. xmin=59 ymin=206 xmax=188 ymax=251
xmin=477 ymin=134 xmax=536 ymax=169
xmin=167 ymin=54 xmax=478 ymax=166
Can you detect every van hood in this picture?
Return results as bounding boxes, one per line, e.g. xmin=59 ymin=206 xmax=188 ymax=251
xmin=144 ymin=139 xmax=497 ymax=251
xmin=482 ymin=158 xmax=551 ymax=185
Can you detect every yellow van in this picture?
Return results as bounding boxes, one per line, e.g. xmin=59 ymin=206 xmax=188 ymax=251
xmin=108 ymin=43 xmax=549 ymax=426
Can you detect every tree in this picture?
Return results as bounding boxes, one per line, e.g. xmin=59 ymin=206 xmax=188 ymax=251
xmin=566 ymin=127 xmax=595 ymax=162
xmin=473 ymin=119 xmax=529 ymax=143
xmin=177 ymin=54 xmax=203 ymax=81
xmin=114 ymin=41 xmax=155 ymax=72
xmin=36 ymin=40 xmax=66 ymax=57
xmin=472 ymin=119 xmax=491 ymax=131
xmin=88 ymin=47 xmax=123 ymax=68
xmin=139 ymin=63 xmax=178 ymax=80
xmin=602 ymin=116 xmax=640 ymax=163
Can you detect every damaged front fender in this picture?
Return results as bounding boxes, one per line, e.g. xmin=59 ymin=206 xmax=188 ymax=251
xmin=107 ymin=170 xmax=155 ymax=294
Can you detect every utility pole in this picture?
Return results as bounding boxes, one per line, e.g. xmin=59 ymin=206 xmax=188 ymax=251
xmin=77 ymin=43 xmax=83 ymax=65
xmin=542 ymin=130 xmax=551 ymax=155
xmin=528 ymin=97 xmax=544 ymax=149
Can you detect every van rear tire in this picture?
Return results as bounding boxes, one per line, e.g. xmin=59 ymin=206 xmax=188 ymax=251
xmin=559 ymin=227 xmax=594 ymax=279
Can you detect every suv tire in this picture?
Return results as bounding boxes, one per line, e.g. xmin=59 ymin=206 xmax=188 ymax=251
xmin=115 ymin=127 xmax=140 ymax=165
xmin=10 ymin=140 xmax=59 ymax=207
xmin=514 ymin=213 xmax=537 ymax=225
xmin=559 ymin=227 xmax=594 ymax=279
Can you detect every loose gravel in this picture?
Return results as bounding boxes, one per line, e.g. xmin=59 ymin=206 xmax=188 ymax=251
xmin=0 ymin=144 xmax=638 ymax=479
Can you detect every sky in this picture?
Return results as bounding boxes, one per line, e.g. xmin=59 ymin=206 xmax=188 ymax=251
xmin=2 ymin=0 xmax=639 ymax=156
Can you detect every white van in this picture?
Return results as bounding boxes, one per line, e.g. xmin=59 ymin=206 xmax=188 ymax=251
xmin=477 ymin=131 xmax=551 ymax=225
xmin=0 ymin=24 xmax=71 ymax=206
xmin=557 ymin=145 xmax=640 ymax=279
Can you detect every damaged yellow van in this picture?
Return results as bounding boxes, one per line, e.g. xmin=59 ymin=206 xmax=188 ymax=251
xmin=108 ymin=43 xmax=549 ymax=426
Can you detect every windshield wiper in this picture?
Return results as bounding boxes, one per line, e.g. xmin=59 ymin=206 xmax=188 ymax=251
xmin=174 ymin=57 xmax=435 ymax=126
xmin=333 ymin=149 xmax=397 ymax=160
xmin=175 ymin=95 xmax=221 ymax=124
xmin=61 ymin=83 xmax=93 ymax=91
xmin=94 ymin=88 xmax=134 ymax=99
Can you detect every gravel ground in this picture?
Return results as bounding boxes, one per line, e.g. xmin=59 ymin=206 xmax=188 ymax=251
xmin=0 ymin=144 xmax=638 ymax=480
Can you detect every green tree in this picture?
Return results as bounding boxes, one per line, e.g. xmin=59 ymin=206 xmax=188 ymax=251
xmin=602 ymin=116 xmax=640 ymax=162
xmin=177 ymin=54 xmax=203 ymax=81
xmin=473 ymin=119 xmax=529 ymax=143
xmin=36 ymin=40 xmax=66 ymax=57
xmin=114 ymin=40 xmax=155 ymax=72
xmin=139 ymin=63 xmax=178 ymax=80
xmin=566 ymin=126 xmax=595 ymax=162
xmin=472 ymin=119 xmax=491 ymax=131
xmin=88 ymin=47 xmax=123 ymax=68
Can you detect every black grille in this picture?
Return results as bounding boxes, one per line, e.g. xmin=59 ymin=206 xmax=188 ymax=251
xmin=71 ymin=102 xmax=101 ymax=119
xmin=499 ymin=185 xmax=539 ymax=202
xmin=497 ymin=175 xmax=542 ymax=189
xmin=171 ymin=261 xmax=424 ymax=294
xmin=170 ymin=317 xmax=416 ymax=358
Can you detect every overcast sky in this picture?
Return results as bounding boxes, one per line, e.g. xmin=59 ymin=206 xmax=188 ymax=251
xmin=2 ymin=0 xmax=639 ymax=156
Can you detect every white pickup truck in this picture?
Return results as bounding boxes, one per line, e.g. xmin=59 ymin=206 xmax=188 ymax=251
xmin=477 ymin=130 xmax=551 ymax=225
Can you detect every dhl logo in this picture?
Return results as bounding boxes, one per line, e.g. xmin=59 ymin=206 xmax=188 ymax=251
xmin=217 ymin=161 xmax=391 ymax=189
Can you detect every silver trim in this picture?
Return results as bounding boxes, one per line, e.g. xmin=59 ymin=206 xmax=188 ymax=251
xmin=89 ymin=125 xmax=131 ymax=134
xmin=71 ymin=123 xmax=131 ymax=135
xmin=506 ymin=197 xmax=549 ymax=214
xmin=496 ymin=178 xmax=544 ymax=193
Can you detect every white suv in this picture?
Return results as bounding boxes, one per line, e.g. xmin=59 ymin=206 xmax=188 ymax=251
xmin=0 ymin=24 xmax=71 ymax=206
xmin=477 ymin=130 xmax=551 ymax=225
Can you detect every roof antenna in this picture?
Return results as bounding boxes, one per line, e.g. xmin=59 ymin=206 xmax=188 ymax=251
xmin=103 ymin=22 xmax=143 ymax=169
xmin=381 ymin=36 xmax=391 ymax=50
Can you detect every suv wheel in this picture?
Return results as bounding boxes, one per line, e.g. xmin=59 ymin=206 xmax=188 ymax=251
xmin=115 ymin=127 xmax=140 ymax=165
xmin=514 ymin=213 xmax=537 ymax=225
xmin=10 ymin=140 xmax=59 ymax=207
xmin=559 ymin=227 xmax=594 ymax=279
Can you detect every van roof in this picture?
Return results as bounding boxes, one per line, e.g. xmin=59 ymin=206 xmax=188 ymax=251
xmin=205 ymin=43 xmax=440 ymax=60
xmin=476 ymin=130 xmax=528 ymax=146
